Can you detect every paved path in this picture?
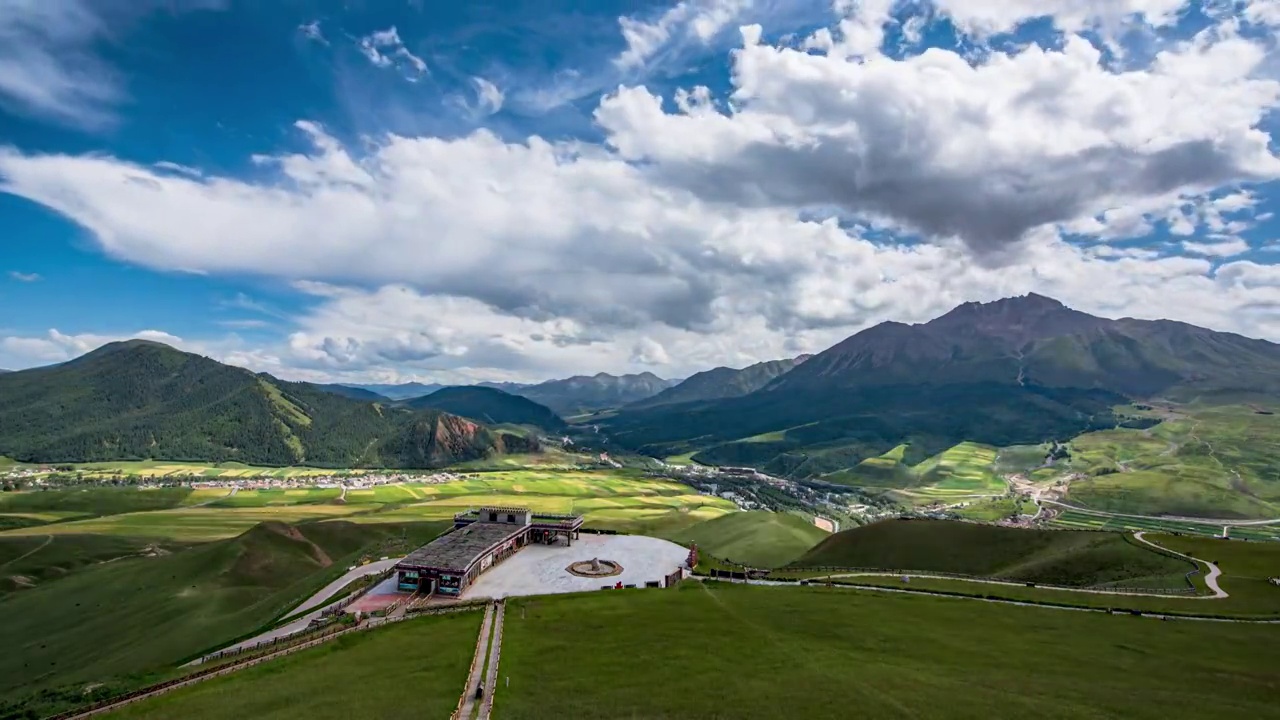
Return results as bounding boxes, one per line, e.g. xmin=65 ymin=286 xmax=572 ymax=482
xmin=456 ymin=603 xmax=496 ymax=720
xmin=478 ymin=600 xmax=506 ymax=720
xmin=1133 ymin=531 xmax=1226 ymax=598
xmin=291 ymin=557 xmax=402 ymax=616
xmin=193 ymin=559 xmax=403 ymax=662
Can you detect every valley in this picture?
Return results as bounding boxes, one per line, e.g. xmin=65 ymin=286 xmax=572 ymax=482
xmin=4 ymin=294 xmax=1280 ymax=720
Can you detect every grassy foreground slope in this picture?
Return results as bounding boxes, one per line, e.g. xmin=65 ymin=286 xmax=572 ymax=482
xmin=496 ymin=583 xmax=1280 ymax=719
xmin=790 ymin=520 xmax=1192 ymax=588
xmin=664 ymin=511 xmax=828 ymax=568
xmin=106 ymin=613 xmax=478 ymax=720
xmin=0 ymin=520 xmax=446 ymax=718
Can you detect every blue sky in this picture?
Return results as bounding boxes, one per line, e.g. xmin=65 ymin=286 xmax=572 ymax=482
xmin=3 ymin=0 xmax=1280 ymax=383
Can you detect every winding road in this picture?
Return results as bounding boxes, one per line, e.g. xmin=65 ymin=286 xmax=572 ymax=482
xmin=1133 ymin=531 xmax=1225 ymax=598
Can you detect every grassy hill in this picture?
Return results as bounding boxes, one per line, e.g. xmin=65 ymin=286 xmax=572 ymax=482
xmin=406 ymin=385 xmax=567 ymax=432
xmin=0 ymin=341 xmax=537 ymax=468
xmin=790 ymin=519 xmax=1192 ymax=588
xmin=626 ymin=356 xmax=807 ymax=410
xmin=0 ymin=519 xmax=447 ymax=718
xmin=665 ymin=511 xmax=829 ymax=568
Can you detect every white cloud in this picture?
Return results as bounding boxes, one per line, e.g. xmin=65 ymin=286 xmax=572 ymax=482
xmin=596 ymin=25 xmax=1280 ymax=253
xmin=615 ymin=0 xmax=753 ymax=69
xmin=928 ymin=0 xmax=1190 ymax=37
xmin=8 ymin=271 xmax=41 ymax=282
xmin=1181 ymin=237 xmax=1251 ymax=257
xmin=0 ymin=329 xmax=186 ymax=366
xmin=357 ymin=26 xmax=428 ymax=79
xmin=299 ymin=19 xmax=328 ymax=46
xmin=4 ymin=4 xmax=1280 ymax=381
xmin=1244 ymin=0 xmax=1280 ymax=26
xmin=472 ymin=77 xmax=504 ymax=115
xmin=0 ymin=0 xmax=122 ymax=129
xmin=0 ymin=0 xmax=224 ymax=130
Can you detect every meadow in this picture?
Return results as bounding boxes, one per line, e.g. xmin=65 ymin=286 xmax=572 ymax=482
xmin=665 ymin=510 xmax=829 ymax=568
xmin=0 ymin=470 xmax=738 ymax=541
xmin=814 ymin=531 xmax=1280 ymax=619
xmin=104 ymin=612 xmax=479 ymax=720
xmin=0 ymin=520 xmax=448 ymax=719
xmin=38 ymin=460 xmax=361 ymax=479
xmin=788 ymin=520 xmax=1194 ymax=590
xmin=1064 ymin=404 xmax=1280 ymax=519
xmin=493 ymin=583 xmax=1280 ymax=719
xmin=824 ymin=442 xmax=1006 ymax=503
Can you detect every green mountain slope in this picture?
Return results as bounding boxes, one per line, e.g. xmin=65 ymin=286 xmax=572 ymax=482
xmin=0 ymin=341 xmax=537 ymax=468
xmin=666 ymin=510 xmax=828 ymax=568
xmin=603 ymin=295 xmax=1280 ymax=478
xmin=627 ymin=356 xmax=808 ymax=410
xmin=0 ymin=520 xmax=447 ymax=718
xmin=405 ymin=386 xmax=567 ymax=432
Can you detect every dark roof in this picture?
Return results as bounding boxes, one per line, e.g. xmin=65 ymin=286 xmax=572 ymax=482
xmin=396 ymin=522 xmax=523 ymax=572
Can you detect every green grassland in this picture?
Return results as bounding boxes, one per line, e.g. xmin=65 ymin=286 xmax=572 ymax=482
xmin=663 ymin=510 xmax=829 ymax=568
xmin=104 ymin=612 xmax=478 ymax=720
xmin=1044 ymin=508 xmax=1280 ymax=540
xmin=0 ymin=505 xmax=373 ymax=541
xmin=493 ymin=583 xmax=1280 ymax=719
xmin=211 ymin=488 xmax=343 ymax=507
xmin=0 ymin=471 xmax=738 ymax=541
xmin=832 ymin=533 xmax=1280 ymax=618
xmin=0 ymin=520 xmax=448 ymax=719
xmin=1064 ymin=405 xmax=1280 ymax=519
xmin=790 ymin=520 xmax=1193 ymax=589
xmin=825 ymin=442 xmax=1005 ymax=502
xmin=953 ymin=496 xmax=1037 ymax=521
xmin=0 ymin=533 xmax=189 ymax=595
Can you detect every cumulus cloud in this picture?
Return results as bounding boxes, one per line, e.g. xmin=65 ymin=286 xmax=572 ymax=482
xmin=596 ymin=24 xmax=1280 ymax=253
xmin=3 ymin=3 xmax=1280 ymax=381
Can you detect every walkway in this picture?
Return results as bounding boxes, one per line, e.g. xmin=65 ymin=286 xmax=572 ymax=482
xmin=455 ymin=602 xmax=497 ymax=720
xmin=478 ymin=600 xmax=506 ymax=720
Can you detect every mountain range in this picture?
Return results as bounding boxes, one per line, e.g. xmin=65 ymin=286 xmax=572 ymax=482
xmin=626 ymin=356 xmax=810 ymax=410
xmin=0 ymin=341 xmax=538 ymax=467
xmin=342 ymin=373 xmax=679 ymax=415
xmin=5 ymin=294 xmax=1279 ymax=475
xmin=601 ymin=294 xmax=1280 ymax=476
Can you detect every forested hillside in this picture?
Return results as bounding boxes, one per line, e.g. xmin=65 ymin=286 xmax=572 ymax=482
xmin=0 ymin=341 xmax=536 ymax=467
xmin=405 ymin=386 xmax=567 ymax=431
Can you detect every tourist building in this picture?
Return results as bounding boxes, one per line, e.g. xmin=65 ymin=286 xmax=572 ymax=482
xmin=394 ymin=506 xmax=583 ymax=597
